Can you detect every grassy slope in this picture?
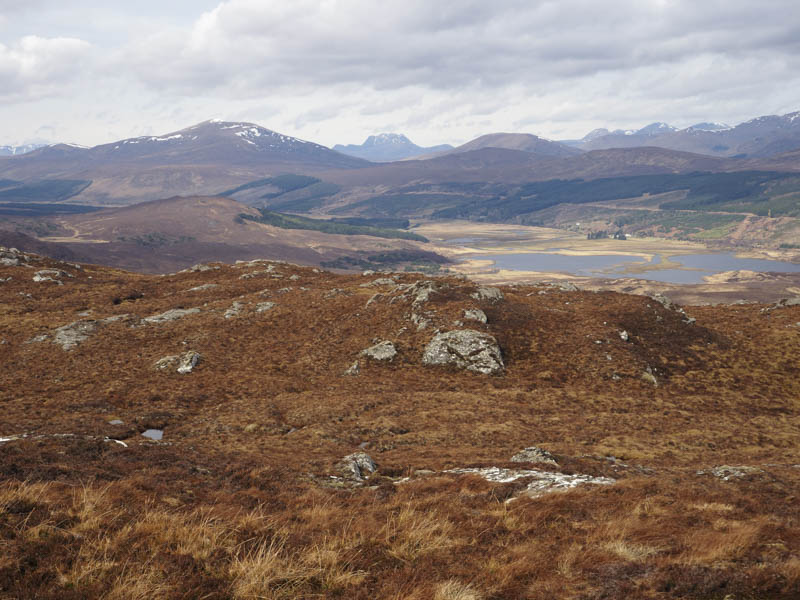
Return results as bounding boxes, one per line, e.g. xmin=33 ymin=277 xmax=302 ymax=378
xmin=1 ymin=253 xmax=799 ymax=598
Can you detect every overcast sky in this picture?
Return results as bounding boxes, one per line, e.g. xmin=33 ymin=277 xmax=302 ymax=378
xmin=2 ymin=0 xmax=800 ymax=148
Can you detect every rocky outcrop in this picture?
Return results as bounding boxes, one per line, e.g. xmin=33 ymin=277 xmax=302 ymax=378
xmin=0 ymin=247 xmax=27 ymax=267
xmin=422 ymin=330 xmax=504 ymax=375
xmin=155 ymin=351 xmax=202 ymax=374
xmin=397 ymin=280 xmax=442 ymax=307
xmin=360 ymin=340 xmax=397 ymax=362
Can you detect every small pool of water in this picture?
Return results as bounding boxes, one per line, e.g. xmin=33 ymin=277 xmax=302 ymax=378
xmin=470 ymin=251 xmax=800 ymax=284
xmin=141 ymin=429 xmax=163 ymax=441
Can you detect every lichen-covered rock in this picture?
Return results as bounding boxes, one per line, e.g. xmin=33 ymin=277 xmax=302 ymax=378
xmin=463 ymin=308 xmax=488 ymax=324
xmin=143 ymin=308 xmax=200 ymax=324
xmin=360 ymin=341 xmax=397 ymax=362
xmin=52 ymin=320 xmax=99 ymax=350
xmin=338 ymin=452 xmax=377 ymax=481
xmin=511 ymin=446 xmax=558 ymax=465
xmin=394 ymin=280 xmax=442 ymax=307
xmin=470 ymin=286 xmax=504 ymax=302
xmin=255 ymin=301 xmax=275 ymax=313
xmin=422 ymin=330 xmax=504 ymax=375
xmin=155 ymin=351 xmax=202 ymax=374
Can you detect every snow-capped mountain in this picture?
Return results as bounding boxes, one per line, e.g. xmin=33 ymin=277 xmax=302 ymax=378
xmin=570 ymin=112 xmax=800 ymax=157
xmin=334 ymin=133 xmax=453 ymax=162
xmin=0 ymin=143 xmax=46 ymax=157
xmin=0 ymin=120 xmax=369 ymax=204
xmin=686 ymin=122 xmax=731 ymax=132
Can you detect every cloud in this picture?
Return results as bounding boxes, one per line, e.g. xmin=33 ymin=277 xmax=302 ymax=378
xmin=0 ymin=35 xmax=92 ymax=101
xmin=2 ymin=1 xmax=800 ymax=146
xmin=115 ymin=0 xmax=800 ymax=97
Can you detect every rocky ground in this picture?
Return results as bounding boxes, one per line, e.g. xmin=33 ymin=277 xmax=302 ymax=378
xmin=1 ymin=246 xmax=799 ymax=599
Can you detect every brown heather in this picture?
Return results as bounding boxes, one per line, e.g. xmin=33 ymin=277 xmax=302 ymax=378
xmin=1 ymin=252 xmax=799 ymax=599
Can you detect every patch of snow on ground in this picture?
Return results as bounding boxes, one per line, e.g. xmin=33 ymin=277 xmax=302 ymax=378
xmin=149 ymin=134 xmax=183 ymax=142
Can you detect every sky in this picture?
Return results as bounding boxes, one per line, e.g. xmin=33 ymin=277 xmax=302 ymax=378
xmin=2 ymin=0 xmax=800 ymax=148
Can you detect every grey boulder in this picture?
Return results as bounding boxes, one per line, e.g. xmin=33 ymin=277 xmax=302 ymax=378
xmin=338 ymin=452 xmax=377 ymax=481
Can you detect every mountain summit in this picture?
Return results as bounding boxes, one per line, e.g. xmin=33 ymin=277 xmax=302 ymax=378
xmin=334 ymin=133 xmax=453 ymax=162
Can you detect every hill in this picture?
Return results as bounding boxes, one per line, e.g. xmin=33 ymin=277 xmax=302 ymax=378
xmin=423 ymin=132 xmax=582 ymax=159
xmin=1 ymin=248 xmax=799 ymax=598
xmin=0 ymin=195 xmax=445 ymax=273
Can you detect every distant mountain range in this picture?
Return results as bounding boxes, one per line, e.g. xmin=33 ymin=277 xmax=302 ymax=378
xmin=564 ymin=111 xmax=800 ymax=157
xmin=334 ymin=133 xmax=452 ymax=161
xmin=1 ymin=111 xmax=799 ymax=209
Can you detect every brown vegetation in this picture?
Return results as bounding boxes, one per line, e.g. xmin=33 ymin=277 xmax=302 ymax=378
xmin=1 ymin=249 xmax=799 ymax=598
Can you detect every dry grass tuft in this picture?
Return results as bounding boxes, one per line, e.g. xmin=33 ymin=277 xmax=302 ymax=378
xmin=434 ymin=579 xmax=484 ymax=600
xmin=384 ymin=506 xmax=457 ymax=562
xmin=603 ymin=539 xmax=662 ymax=562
